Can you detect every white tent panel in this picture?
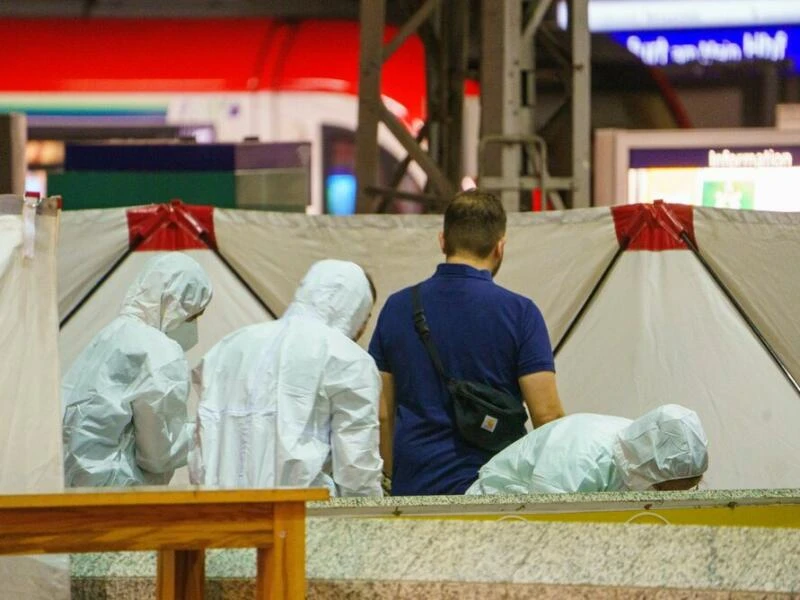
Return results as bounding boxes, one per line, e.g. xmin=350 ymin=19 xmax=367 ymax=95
xmin=213 ymin=207 xmax=619 ymax=347
xmin=57 ymin=207 xmax=129 ymax=319
xmin=501 ymin=208 xmax=619 ymax=344
xmin=0 ymin=199 xmax=63 ymax=491
xmin=0 ymin=196 xmax=68 ymax=599
xmin=556 ymin=251 xmax=800 ymax=490
xmin=694 ymin=207 xmax=800 ymax=386
xmin=56 ymin=203 xmax=800 ymax=491
xmin=214 ymin=209 xmax=443 ymax=347
xmin=59 ymin=206 xmax=619 ymax=359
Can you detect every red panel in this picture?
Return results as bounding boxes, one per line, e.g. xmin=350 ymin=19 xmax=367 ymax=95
xmin=0 ymin=17 xmax=479 ymax=128
xmin=267 ymin=20 xmax=429 ymax=127
xmin=126 ymin=201 xmax=216 ymax=252
xmin=611 ymin=201 xmax=696 ymax=251
xmin=0 ymin=19 xmax=273 ymax=92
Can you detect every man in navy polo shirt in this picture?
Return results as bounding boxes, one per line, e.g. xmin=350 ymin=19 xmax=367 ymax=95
xmin=369 ymin=189 xmax=565 ymax=495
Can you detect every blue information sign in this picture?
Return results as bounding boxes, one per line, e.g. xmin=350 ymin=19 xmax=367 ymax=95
xmin=609 ymin=26 xmax=799 ymax=71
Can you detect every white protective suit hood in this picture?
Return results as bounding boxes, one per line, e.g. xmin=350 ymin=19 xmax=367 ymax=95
xmin=283 ymin=259 xmax=372 ymax=340
xmin=612 ymin=404 xmax=709 ymax=490
xmin=119 ymin=252 xmax=213 ymax=336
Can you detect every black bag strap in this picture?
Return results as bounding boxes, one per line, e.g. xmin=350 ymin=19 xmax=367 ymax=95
xmin=411 ymin=284 xmax=451 ymax=383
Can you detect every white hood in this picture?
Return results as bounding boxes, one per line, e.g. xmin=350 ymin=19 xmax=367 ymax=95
xmin=119 ymin=252 xmax=213 ymax=333
xmin=612 ymin=404 xmax=709 ymax=490
xmin=283 ymin=259 xmax=372 ymax=339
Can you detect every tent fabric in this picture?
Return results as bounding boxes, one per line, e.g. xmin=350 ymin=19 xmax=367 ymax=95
xmin=57 ymin=202 xmax=800 ymax=491
xmin=212 ymin=207 xmax=620 ymax=347
xmin=0 ymin=195 xmax=63 ymax=491
xmin=693 ymin=207 xmax=800 ymax=386
xmin=556 ymin=251 xmax=800 ymax=489
xmin=0 ymin=195 xmax=69 ymax=599
xmin=59 ymin=204 xmax=620 ymax=357
xmin=58 ymin=206 xmax=129 ymax=319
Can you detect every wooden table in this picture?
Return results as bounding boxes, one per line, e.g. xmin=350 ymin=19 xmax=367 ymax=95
xmin=0 ymin=487 xmax=328 ymax=600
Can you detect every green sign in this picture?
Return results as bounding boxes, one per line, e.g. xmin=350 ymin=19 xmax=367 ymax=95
xmin=701 ymin=180 xmax=755 ymax=210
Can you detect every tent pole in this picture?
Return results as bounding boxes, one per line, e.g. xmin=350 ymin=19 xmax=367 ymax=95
xmin=654 ymin=202 xmax=800 ymax=397
xmin=59 ymin=230 xmax=151 ymax=329
xmin=554 ymin=212 xmax=648 ymax=357
xmin=176 ymin=205 xmax=279 ymax=320
xmin=553 ymin=242 xmax=626 ymax=356
xmin=62 ymin=203 xmax=280 ymax=329
xmin=60 ymin=237 xmax=279 ymax=329
xmin=61 ymin=205 xmax=177 ymax=329
xmin=198 ymin=235 xmax=278 ymax=320
xmin=677 ymin=230 xmax=800 ymax=398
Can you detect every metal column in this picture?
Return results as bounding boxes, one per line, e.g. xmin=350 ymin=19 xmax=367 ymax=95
xmin=479 ymin=0 xmax=592 ymax=210
xmin=0 ymin=113 xmax=26 ymax=195
xmin=355 ymin=0 xmax=457 ymax=213
xmin=441 ymin=0 xmax=468 ymax=191
xmin=354 ymin=0 xmax=385 ymax=214
xmin=569 ymin=0 xmax=591 ymax=208
xmin=480 ymin=0 xmax=523 ymax=212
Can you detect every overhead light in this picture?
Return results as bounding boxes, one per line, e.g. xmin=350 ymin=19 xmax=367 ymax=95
xmin=557 ymin=0 xmax=800 ymax=32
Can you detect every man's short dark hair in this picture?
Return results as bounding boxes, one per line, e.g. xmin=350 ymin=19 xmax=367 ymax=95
xmin=443 ymin=189 xmax=506 ymax=258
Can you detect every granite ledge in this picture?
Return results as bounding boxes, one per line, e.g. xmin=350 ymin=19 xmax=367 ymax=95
xmin=71 ymin=517 xmax=800 ymax=593
xmin=309 ymin=488 xmax=800 ymax=518
xmin=72 ymin=579 xmax=800 ymax=600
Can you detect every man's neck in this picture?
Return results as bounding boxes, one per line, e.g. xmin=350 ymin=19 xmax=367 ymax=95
xmin=445 ymin=253 xmax=494 ymax=272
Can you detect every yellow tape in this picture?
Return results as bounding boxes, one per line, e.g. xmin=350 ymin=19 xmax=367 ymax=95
xmin=383 ymin=504 xmax=800 ymax=528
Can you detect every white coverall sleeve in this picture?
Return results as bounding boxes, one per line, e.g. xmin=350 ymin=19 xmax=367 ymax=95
xmin=186 ymin=361 xmax=206 ymax=485
xmin=465 ymin=433 xmax=544 ymax=495
xmin=131 ymin=356 xmax=192 ymax=476
xmin=329 ymin=356 xmax=384 ymax=497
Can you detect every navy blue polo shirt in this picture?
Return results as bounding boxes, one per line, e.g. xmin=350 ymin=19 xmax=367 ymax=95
xmin=369 ymin=263 xmax=555 ymax=495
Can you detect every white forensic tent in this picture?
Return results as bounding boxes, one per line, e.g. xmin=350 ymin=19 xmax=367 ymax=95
xmin=58 ymin=201 xmax=800 ymax=491
xmin=0 ymin=194 xmax=68 ymax=599
xmin=59 ymin=203 xmax=616 ymax=369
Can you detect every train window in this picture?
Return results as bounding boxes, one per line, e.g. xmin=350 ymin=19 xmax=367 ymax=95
xmin=321 ymin=125 xmax=424 ymax=214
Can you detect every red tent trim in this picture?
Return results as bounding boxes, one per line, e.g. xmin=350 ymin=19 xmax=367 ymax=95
xmin=612 ymin=201 xmax=696 ymax=251
xmin=126 ymin=200 xmax=216 ymax=251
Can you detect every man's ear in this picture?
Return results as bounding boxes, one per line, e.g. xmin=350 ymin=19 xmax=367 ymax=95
xmin=496 ymin=237 xmax=506 ymax=257
xmin=438 ymin=231 xmax=446 ymax=254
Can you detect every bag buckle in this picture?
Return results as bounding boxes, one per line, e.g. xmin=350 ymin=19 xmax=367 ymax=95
xmin=413 ymin=310 xmax=430 ymax=338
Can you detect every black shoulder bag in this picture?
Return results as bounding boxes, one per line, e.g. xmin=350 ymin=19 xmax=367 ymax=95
xmin=411 ymin=284 xmax=527 ymax=453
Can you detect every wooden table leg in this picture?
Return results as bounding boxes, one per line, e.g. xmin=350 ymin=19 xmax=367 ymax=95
xmin=256 ymin=545 xmax=280 ymax=600
xmin=157 ymin=549 xmax=205 ymax=600
xmin=256 ymin=502 xmax=306 ymax=600
xmin=157 ymin=550 xmax=178 ymax=600
xmin=281 ymin=502 xmax=306 ymax=600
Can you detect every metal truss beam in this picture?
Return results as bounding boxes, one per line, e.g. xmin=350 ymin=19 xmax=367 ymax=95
xmin=355 ymin=0 xmax=458 ymax=213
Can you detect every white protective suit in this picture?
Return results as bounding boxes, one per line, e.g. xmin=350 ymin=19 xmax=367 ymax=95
xmin=62 ymin=253 xmax=213 ymax=487
xmin=192 ymin=259 xmax=383 ymax=496
xmin=466 ymin=404 xmax=708 ymax=495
